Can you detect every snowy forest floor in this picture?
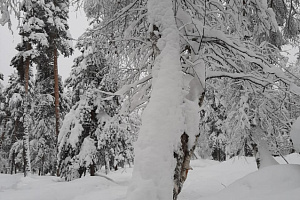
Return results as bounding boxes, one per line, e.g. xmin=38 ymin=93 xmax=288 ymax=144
xmin=1 ymin=153 xmax=300 ymax=200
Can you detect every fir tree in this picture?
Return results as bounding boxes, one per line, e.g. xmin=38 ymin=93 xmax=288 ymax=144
xmin=0 ymin=72 xmax=34 ymax=174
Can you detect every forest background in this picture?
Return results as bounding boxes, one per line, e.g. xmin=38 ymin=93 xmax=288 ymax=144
xmin=1 ymin=1 xmax=300 ymax=200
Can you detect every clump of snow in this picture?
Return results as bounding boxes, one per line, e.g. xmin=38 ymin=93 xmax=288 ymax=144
xmin=257 ymin=141 xmax=279 ymax=169
xmin=290 ymin=83 xmax=300 ymax=96
xmin=0 ymin=7 xmax=10 ymax=26
xmin=9 ymin=93 xmax=22 ymax=108
xmin=184 ymin=99 xmax=200 ymax=149
xmin=77 ymin=137 xmax=97 ymax=166
xmin=58 ymin=109 xmax=83 ymax=151
xmin=290 ymin=116 xmax=300 ymax=152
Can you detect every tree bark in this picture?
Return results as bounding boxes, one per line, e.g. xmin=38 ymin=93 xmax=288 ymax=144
xmin=173 ymin=96 xmax=204 ymax=200
xmin=251 ymin=143 xmax=260 ymax=168
xmin=90 ymin=160 xmax=95 ymax=176
xmin=53 ymin=47 xmax=60 ymax=176
xmin=11 ymin=151 xmax=15 ymax=175
xmin=24 ymin=44 xmax=30 ymax=94
xmin=53 ymin=47 xmax=60 ymax=137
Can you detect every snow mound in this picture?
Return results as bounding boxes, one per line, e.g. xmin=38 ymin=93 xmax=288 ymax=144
xmin=201 ymin=164 xmax=300 ymax=200
xmin=189 ymin=159 xmax=219 ymax=168
xmin=0 ymin=174 xmax=122 ymax=200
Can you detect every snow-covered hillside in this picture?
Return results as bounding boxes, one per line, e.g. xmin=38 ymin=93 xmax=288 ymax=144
xmin=0 ymin=154 xmax=299 ymax=200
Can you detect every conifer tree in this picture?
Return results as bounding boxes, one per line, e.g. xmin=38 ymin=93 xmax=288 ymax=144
xmin=22 ymin=0 xmax=73 ymax=175
xmin=58 ymin=34 xmax=108 ymax=179
xmin=29 ymin=0 xmax=73 ymax=139
xmin=4 ymin=0 xmax=72 ymax=176
xmin=58 ymin=27 xmax=135 ymax=179
xmin=1 ymin=71 xmax=34 ymax=174
xmin=8 ymin=0 xmax=45 ymax=175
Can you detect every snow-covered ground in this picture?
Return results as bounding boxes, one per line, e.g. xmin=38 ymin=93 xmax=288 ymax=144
xmin=0 ymin=153 xmax=299 ymax=200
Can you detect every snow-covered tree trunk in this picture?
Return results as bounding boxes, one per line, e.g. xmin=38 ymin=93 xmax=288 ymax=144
xmin=126 ymin=0 xmax=186 ymax=199
xmin=254 ymin=141 xmax=279 ymax=169
xmin=173 ymin=50 xmax=205 ymax=199
xmin=105 ymin=150 xmax=110 ymax=175
xmin=23 ymin=42 xmax=31 ymax=177
xmin=250 ymin=127 xmax=279 ymax=169
xmin=23 ymin=100 xmax=31 ymax=177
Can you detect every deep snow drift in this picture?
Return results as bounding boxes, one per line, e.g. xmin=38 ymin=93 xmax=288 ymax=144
xmin=0 ymin=154 xmax=299 ymax=200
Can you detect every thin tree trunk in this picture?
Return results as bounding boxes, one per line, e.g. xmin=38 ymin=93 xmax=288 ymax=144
xmin=23 ymin=143 xmax=26 ymax=175
xmin=53 ymin=47 xmax=60 ymax=176
xmin=0 ymin=117 xmax=8 ymax=150
xmin=105 ymin=150 xmax=110 ymax=175
xmin=40 ymin=154 xmax=44 ymax=176
xmin=11 ymin=151 xmax=15 ymax=175
xmin=25 ymin=45 xmax=30 ymax=94
xmin=54 ymin=47 xmax=59 ymax=137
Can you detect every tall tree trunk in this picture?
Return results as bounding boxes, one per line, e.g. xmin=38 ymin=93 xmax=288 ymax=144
xmin=127 ymin=1 xmax=207 ymax=199
xmin=126 ymin=1 xmax=185 ymax=199
xmin=54 ymin=47 xmax=59 ymax=137
xmin=53 ymin=47 xmax=60 ymax=176
xmin=23 ymin=42 xmax=31 ymax=177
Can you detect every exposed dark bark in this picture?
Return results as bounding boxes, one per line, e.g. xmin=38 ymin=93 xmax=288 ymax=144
xmin=251 ymin=143 xmax=260 ymax=169
xmin=90 ymin=160 xmax=96 ymax=176
xmin=173 ymin=92 xmax=205 ymax=200
xmin=54 ymin=47 xmax=60 ymax=137
xmin=22 ymin=143 xmax=27 ymax=176
xmin=53 ymin=47 xmax=60 ymax=177
xmin=10 ymin=151 xmax=15 ymax=175
xmin=24 ymin=42 xmax=31 ymax=94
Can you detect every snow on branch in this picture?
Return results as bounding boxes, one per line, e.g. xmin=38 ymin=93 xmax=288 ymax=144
xmin=206 ymin=71 xmax=269 ymax=87
xmin=114 ymin=74 xmax=152 ymax=96
xmin=0 ymin=0 xmax=23 ymax=28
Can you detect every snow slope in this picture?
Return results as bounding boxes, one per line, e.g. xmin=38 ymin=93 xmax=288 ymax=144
xmin=200 ymin=164 xmax=300 ymax=200
xmin=0 ymin=154 xmax=299 ymax=200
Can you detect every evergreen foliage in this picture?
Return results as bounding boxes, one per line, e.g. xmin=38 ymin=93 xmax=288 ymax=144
xmin=58 ymin=31 xmax=135 ymax=180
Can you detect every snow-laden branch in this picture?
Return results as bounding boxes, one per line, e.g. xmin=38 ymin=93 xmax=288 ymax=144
xmin=206 ymin=70 xmax=268 ymax=87
xmin=114 ymin=74 xmax=152 ymax=96
xmin=202 ymin=32 xmax=290 ymax=80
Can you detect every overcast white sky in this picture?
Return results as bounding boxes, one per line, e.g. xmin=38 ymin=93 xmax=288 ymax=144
xmin=0 ymin=7 xmax=89 ymax=86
